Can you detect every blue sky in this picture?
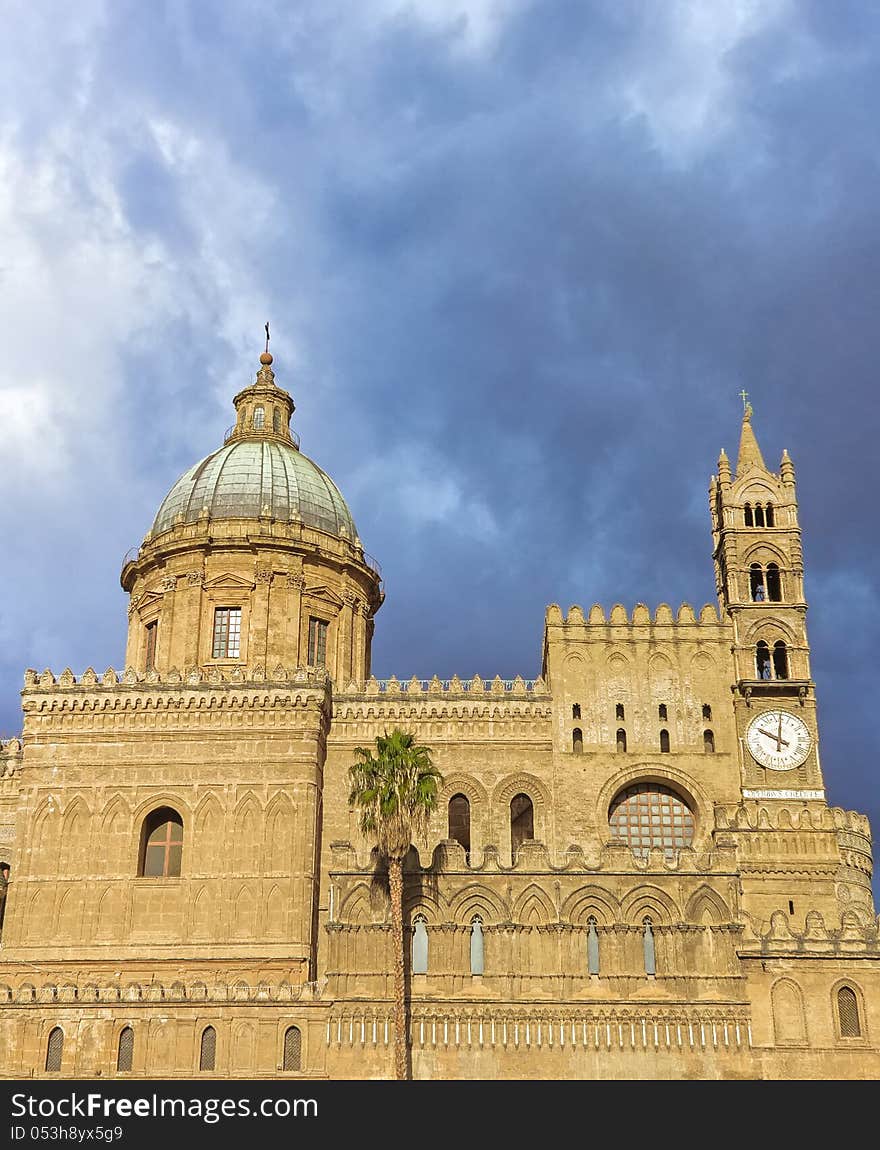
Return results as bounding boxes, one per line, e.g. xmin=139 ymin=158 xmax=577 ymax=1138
xmin=1 ymin=1 xmax=878 ymax=848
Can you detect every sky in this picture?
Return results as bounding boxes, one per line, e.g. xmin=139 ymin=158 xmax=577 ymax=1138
xmin=0 ymin=1 xmax=878 ymax=855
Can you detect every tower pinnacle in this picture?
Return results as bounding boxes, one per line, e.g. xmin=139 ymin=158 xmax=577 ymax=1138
xmin=736 ymin=401 xmax=767 ymax=476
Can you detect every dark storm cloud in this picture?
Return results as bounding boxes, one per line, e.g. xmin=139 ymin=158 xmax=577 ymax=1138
xmin=1 ymin=1 xmax=879 ymax=853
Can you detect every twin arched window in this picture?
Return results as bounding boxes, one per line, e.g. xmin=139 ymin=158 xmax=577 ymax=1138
xmin=139 ymin=807 xmax=183 ymax=877
xmin=756 ymin=640 xmax=789 ymax=680
xmin=744 ymin=502 xmax=774 ymax=527
xmin=750 ymin=562 xmax=782 ymax=602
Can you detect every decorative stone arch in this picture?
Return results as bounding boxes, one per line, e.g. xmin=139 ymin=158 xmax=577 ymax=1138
xmin=685 ymin=884 xmax=730 ymax=925
xmin=562 ymin=885 xmax=620 ymax=927
xmin=232 ymin=792 xmax=263 ymax=874
xmin=691 ymin=649 xmax=716 ymax=674
xmin=512 ymin=883 xmax=556 ymax=926
xmin=59 ymin=796 xmax=91 ymax=875
xmin=562 ymin=651 xmax=589 ymax=675
xmin=437 ymin=774 xmax=489 ymax=854
xmin=732 ymin=477 xmax=779 ymax=502
xmin=620 ymin=886 xmax=680 ymax=927
xmin=231 ymin=883 xmax=257 ymax=937
xmin=28 ymin=798 xmax=59 ymax=876
xmin=830 ymin=978 xmax=867 ymax=1040
xmin=264 ymin=792 xmax=296 ymax=872
xmin=596 ymin=764 xmax=709 ymax=853
xmin=402 ymin=887 xmax=443 ymax=923
xmin=231 ymin=1020 xmax=256 ymax=1070
xmin=771 ymin=977 xmax=808 ymax=1045
xmin=193 ymin=793 xmax=225 ymax=874
xmin=742 ymin=618 xmax=799 ymax=646
xmin=340 ymin=882 xmax=376 ymax=925
xmin=448 ymin=883 xmax=509 ymax=926
xmin=741 ymin=540 xmax=790 ymax=567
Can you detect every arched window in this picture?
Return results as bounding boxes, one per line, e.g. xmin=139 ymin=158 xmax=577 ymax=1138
xmin=448 ymin=794 xmax=471 ymax=859
xmin=765 ymin=503 xmax=774 ymax=527
xmin=643 ymin=918 xmax=656 ymax=976
xmin=609 ymin=783 xmax=695 ymax=858
xmin=587 ymin=916 xmax=600 ymax=976
xmin=470 ymin=916 xmax=484 ymax=976
xmin=744 ymin=503 xmax=753 ymax=526
xmin=45 ymin=1026 xmax=64 ymax=1072
xmin=754 ymin=503 xmax=765 ymax=527
xmin=616 ymin=703 xmax=625 ymax=720
xmin=766 ymin=563 xmax=782 ymax=602
xmin=750 ymin=563 xmax=765 ymax=601
xmin=773 ymin=641 xmax=789 ymax=680
xmin=703 ymin=729 xmax=715 ymax=753
xmin=572 ymin=728 xmax=583 ymax=754
xmin=283 ymin=1025 xmax=302 ymax=1070
xmin=199 ymin=1026 xmax=216 ymax=1071
xmin=616 ymin=728 xmax=627 ymax=753
xmin=412 ymin=915 xmax=429 ymax=974
xmin=510 ymin=794 xmax=534 ymax=858
xmin=139 ymin=807 xmax=183 ymax=877
xmin=572 ymin=703 xmax=581 ymax=720
xmin=658 ymin=704 xmax=667 ymax=721
xmin=252 ymin=406 xmax=265 ymax=430
xmin=117 ymin=1026 xmax=134 ymax=1072
xmin=273 ymin=407 xmax=281 ymax=434
xmin=659 ymin=729 xmax=670 ymax=753
xmin=756 ymin=641 xmax=772 ymax=680
xmin=702 ymin=703 xmax=712 ymax=720
xmin=837 ymin=987 xmax=861 ymax=1038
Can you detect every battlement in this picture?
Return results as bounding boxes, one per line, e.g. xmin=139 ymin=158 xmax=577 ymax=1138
xmin=715 ymin=803 xmax=871 ymax=839
xmin=23 ymin=665 xmax=331 ymax=690
xmin=546 ymin=602 xmax=723 ymax=628
xmin=338 ymin=675 xmax=548 ymax=697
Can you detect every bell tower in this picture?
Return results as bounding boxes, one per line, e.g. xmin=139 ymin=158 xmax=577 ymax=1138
xmin=709 ymin=401 xmax=824 ymax=796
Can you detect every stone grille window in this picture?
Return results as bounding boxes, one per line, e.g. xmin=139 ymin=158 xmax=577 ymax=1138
xmin=273 ymin=407 xmax=281 ymax=434
xmin=283 ymin=1025 xmax=302 ymax=1070
xmin=212 ymin=607 xmax=241 ymax=659
xmin=139 ymin=807 xmax=183 ymax=877
xmin=117 ymin=1026 xmax=134 ymax=1072
xmin=199 ymin=1026 xmax=216 ymax=1071
xmin=609 ymin=783 xmax=694 ymax=857
xmin=45 ymin=1026 xmax=63 ymax=1072
xmin=145 ymin=621 xmax=158 ymax=671
xmin=837 ymin=987 xmax=861 ymax=1037
xmin=308 ymin=617 xmax=328 ymax=667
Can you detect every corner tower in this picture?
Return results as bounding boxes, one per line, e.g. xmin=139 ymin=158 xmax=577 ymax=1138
xmin=710 ymin=403 xmax=823 ymax=797
xmin=121 ymin=345 xmax=383 ymax=684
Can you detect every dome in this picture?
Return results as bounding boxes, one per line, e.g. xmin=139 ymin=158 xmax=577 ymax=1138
xmin=151 ymin=438 xmax=357 ymax=539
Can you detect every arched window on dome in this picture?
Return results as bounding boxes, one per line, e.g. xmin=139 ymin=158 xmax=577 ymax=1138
xmin=510 ymin=794 xmax=534 ymax=860
xmin=836 ymin=986 xmax=861 ymax=1038
xmin=117 ymin=1026 xmax=134 ymax=1072
xmin=252 ymin=406 xmax=265 ymax=430
xmin=448 ymin=794 xmax=470 ymax=861
xmin=273 ymin=407 xmax=281 ymax=434
xmin=139 ymin=807 xmax=183 ymax=877
xmin=45 ymin=1026 xmax=64 ymax=1072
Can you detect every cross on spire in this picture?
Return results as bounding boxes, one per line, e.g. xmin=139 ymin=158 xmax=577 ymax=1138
xmin=265 ymin=322 xmax=270 ymax=355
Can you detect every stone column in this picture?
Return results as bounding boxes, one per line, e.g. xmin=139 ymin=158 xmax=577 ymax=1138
xmin=251 ymin=565 xmax=273 ymax=666
xmin=286 ymin=572 xmax=305 ymax=666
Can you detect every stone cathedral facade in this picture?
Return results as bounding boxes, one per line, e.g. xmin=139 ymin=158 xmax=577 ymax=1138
xmin=0 ymin=349 xmax=877 ymax=1081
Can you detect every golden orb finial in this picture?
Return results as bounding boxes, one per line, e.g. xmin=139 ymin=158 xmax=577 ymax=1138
xmin=260 ymin=321 xmax=273 ymax=365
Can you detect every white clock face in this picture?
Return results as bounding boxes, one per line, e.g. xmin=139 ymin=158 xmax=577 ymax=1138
xmin=746 ymin=710 xmax=811 ymax=771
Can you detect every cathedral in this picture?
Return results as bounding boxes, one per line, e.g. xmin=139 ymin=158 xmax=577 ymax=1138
xmin=0 ymin=346 xmax=877 ymax=1080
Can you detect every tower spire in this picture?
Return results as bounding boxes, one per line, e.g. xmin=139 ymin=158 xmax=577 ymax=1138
xmin=736 ymin=399 xmax=767 ymax=476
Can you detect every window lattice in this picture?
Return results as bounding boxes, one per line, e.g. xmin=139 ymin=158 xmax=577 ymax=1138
xmin=838 ymin=987 xmax=861 ymax=1037
xmin=45 ymin=1027 xmax=64 ymax=1072
xmin=117 ymin=1027 xmax=134 ymax=1072
xmin=308 ymin=617 xmax=328 ymax=667
xmin=200 ymin=1026 xmax=216 ymax=1071
xmin=283 ymin=1026 xmax=302 ymax=1070
xmin=212 ymin=608 xmax=241 ymax=659
xmin=609 ymin=783 xmax=694 ymax=857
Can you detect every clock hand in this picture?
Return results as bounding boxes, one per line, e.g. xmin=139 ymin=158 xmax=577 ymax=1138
xmin=757 ymin=728 xmax=789 ymax=749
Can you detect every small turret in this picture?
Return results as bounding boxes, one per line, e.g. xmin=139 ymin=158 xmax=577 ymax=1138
xmin=780 ymin=448 xmax=796 ymax=487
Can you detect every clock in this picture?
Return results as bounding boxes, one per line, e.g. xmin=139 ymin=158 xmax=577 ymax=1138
xmin=746 ymin=710 xmax=811 ymax=771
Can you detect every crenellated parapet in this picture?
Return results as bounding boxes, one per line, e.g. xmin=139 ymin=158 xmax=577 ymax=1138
xmin=545 ymin=602 xmax=723 ymax=628
xmin=715 ymin=803 xmax=871 ymax=837
xmin=740 ymin=907 xmax=880 ymax=952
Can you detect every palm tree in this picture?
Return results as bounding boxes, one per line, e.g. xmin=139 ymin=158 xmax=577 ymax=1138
xmin=348 ymin=728 xmax=442 ymax=1080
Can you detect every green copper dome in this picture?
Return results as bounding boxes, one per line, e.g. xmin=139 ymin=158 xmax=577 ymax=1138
xmin=151 ymin=438 xmax=357 ymax=540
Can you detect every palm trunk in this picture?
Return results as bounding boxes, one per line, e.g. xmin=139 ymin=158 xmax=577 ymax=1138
xmin=387 ymin=855 xmax=407 ymax=1080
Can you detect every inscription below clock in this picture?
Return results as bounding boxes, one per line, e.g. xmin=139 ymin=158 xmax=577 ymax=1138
xmin=746 ymin=710 xmax=811 ymax=771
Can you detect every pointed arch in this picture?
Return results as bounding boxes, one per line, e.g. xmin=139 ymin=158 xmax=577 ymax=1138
xmin=232 ymin=794 xmax=262 ymax=873
xmin=60 ymin=798 xmax=90 ymax=875
xmin=512 ymin=883 xmax=556 ymax=926
xmin=265 ymin=884 xmax=285 ymax=936
xmin=562 ymin=886 xmax=620 ymax=927
xmin=264 ymin=793 xmax=295 ymax=872
xmin=685 ymin=885 xmax=730 ymax=925
xmin=99 ymin=796 xmax=131 ymax=875
xmin=194 ymin=794 xmax=224 ymax=874
xmin=56 ymin=887 xmax=82 ymax=939
xmin=832 ymin=981 xmax=864 ymax=1039
xmin=771 ymin=978 xmax=807 ymax=1045
xmin=620 ymin=885 xmax=680 ymax=926
xmin=448 ymin=884 xmax=509 ymax=926
xmin=232 ymin=1022 xmax=255 ymax=1070
xmin=340 ymin=882 xmax=375 ymax=925
xmin=95 ymin=887 xmax=122 ymax=939
xmin=232 ymin=885 xmax=256 ymax=937
xmin=190 ymin=886 xmax=214 ymax=939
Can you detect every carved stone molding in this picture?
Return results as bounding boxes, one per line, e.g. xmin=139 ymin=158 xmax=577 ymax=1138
xmin=160 ymin=576 xmax=177 ymax=593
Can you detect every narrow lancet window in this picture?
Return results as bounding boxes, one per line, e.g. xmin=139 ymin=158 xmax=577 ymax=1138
xmin=765 ymin=503 xmax=775 ymax=527
xmin=643 ymin=918 xmax=656 ymax=977
xmin=658 ymin=704 xmax=668 ymax=721
xmin=750 ymin=564 xmax=765 ymax=602
xmin=744 ymin=503 xmax=753 ymax=526
xmin=703 ymin=729 xmax=715 ymax=753
xmin=616 ymin=728 xmax=627 ymax=753
xmin=572 ymin=728 xmax=583 ymax=754
xmin=412 ymin=915 xmax=429 ymax=974
xmin=199 ymin=1026 xmax=216 ymax=1071
xmin=470 ymin=916 xmax=484 ymax=976
xmin=448 ymin=794 xmax=471 ymax=860
xmin=756 ymin=641 xmax=772 ymax=680
xmin=659 ymin=729 xmax=670 ymax=753
xmin=766 ymin=563 xmax=782 ymax=602
xmin=283 ymin=1026 xmax=302 ymax=1070
xmin=754 ymin=504 xmax=765 ymax=527
xmin=510 ymin=794 xmax=534 ymax=859
xmin=773 ymin=641 xmax=789 ymax=680
xmin=46 ymin=1027 xmax=64 ymax=1072
xmin=117 ymin=1027 xmax=134 ymax=1072
xmin=587 ymin=916 xmax=600 ymax=976
xmin=837 ymin=987 xmax=861 ymax=1038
